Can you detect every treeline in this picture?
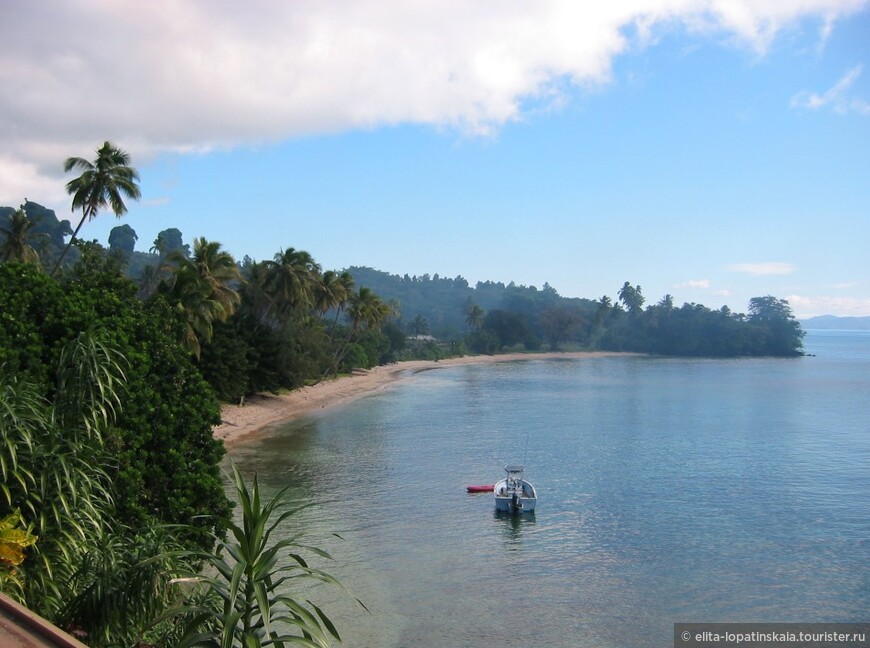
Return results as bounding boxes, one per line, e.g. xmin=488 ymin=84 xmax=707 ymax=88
xmin=342 ymin=268 xmax=805 ymax=357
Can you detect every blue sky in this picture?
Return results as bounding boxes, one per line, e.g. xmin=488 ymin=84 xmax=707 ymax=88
xmin=2 ymin=2 xmax=868 ymax=317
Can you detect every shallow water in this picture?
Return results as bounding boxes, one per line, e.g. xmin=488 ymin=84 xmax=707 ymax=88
xmin=227 ymin=331 xmax=870 ymax=647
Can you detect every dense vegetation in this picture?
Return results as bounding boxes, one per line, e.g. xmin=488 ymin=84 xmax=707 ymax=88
xmin=0 ymin=141 xmax=803 ymax=644
xmin=1 ymin=143 xmax=356 ymax=644
xmin=344 ymin=268 xmax=805 ymax=357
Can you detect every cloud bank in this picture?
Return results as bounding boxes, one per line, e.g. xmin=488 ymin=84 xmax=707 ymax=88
xmin=1 ymin=0 xmax=866 ymax=204
xmin=786 ymin=294 xmax=870 ymax=317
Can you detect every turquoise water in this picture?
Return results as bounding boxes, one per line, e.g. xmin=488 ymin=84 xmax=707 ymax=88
xmin=227 ymin=331 xmax=870 ymax=647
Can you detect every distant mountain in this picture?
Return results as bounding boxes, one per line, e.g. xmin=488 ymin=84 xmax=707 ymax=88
xmin=800 ymin=315 xmax=870 ymax=330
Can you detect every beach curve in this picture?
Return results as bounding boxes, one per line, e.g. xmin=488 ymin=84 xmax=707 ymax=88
xmin=215 ymin=351 xmax=634 ymax=445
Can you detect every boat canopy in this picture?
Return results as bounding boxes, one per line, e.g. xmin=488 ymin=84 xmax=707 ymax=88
xmin=504 ymin=464 xmax=525 ymax=474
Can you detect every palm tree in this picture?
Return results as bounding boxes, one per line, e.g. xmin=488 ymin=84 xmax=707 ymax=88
xmin=52 ymin=141 xmax=141 ymax=276
xmin=266 ymin=248 xmax=321 ymax=313
xmin=165 ymin=238 xmax=241 ymax=357
xmin=136 ymin=264 xmax=161 ymax=299
xmin=0 ymin=206 xmax=43 ymax=267
xmin=464 ymin=301 xmax=485 ymax=330
xmin=348 ymin=287 xmax=391 ymax=332
xmin=595 ymin=295 xmax=612 ymax=326
xmin=187 ymin=237 xmax=242 ymax=314
xmin=410 ymin=315 xmax=430 ymax=336
xmin=618 ymin=282 xmax=645 ymax=315
xmin=314 ymin=270 xmax=349 ymax=318
xmin=322 ymin=286 xmax=391 ymax=379
xmin=240 ymin=259 xmax=275 ymax=322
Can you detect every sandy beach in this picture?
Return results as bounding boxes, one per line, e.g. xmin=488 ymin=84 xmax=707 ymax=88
xmin=215 ymin=351 xmax=632 ymax=445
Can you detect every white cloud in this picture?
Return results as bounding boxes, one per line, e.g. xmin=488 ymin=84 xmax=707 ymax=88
xmin=728 ymin=262 xmax=797 ymax=276
xmin=1 ymin=1 xmax=867 ymax=203
xmin=675 ymin=279 xmax=711 ymax=289
xmin=791 ymin=65 xmax=870 ymax=115
xmin=786 ymin=294 xmax=870 ymax=317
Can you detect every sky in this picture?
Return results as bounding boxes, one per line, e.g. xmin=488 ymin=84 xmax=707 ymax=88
xmin=2 ymin=1 xmax=869 ymax=318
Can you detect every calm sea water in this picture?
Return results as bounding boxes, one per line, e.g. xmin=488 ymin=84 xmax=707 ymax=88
xmin=227 ymin=331 xmax=870 ymax=648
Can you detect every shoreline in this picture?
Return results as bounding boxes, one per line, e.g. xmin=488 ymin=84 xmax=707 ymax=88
xmin=215 ymin=351 xmax=635 ymax=446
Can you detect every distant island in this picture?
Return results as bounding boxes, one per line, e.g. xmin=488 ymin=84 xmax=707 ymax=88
xmin=800 ymin=315 xmax=870 ymax=331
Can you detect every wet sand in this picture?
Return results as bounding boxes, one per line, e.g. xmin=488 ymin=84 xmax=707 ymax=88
xmin=215 ymin=352 xmax=633 ymax=445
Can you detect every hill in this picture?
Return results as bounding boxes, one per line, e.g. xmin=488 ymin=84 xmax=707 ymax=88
xmin=800 ymin=315 xmax=870 ymax=331
xmin=343 ymin=265 xmax=598 ymax=338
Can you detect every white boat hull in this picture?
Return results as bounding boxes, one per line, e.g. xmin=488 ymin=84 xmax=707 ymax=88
xmin=494 ymin=478 xmax=537 ymax=513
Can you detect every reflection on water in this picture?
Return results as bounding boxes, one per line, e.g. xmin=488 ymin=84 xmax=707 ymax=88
xmin=493 ymin=509 xmax=536 ymax=547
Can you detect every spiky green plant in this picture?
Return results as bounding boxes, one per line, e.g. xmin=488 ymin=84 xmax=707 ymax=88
xmin=176 ymin=465 xmax=362 ymax=648
xmin=0 ymin=331 xmax=120 ymax=615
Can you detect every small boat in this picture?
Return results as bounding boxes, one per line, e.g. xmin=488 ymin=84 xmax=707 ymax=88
xmin=466 ymin=484 xmax=496 ymax=493
xmin=494 ymin=465 xmax=537 ymax=513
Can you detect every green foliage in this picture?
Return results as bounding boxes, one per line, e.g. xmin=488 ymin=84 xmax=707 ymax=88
xmin=177 ymin=465 xmax=356 ymax=648
xmin=596 ymin=288 xmax=805 ymax=357
xmin=747 ymin=296 xmax=805 ymax=356
xmin=466 ymin=329 xmax=499 ymax=355
xmin=0 ymin=258 xmax=230 ymax=550
xmin=161 ymin=237 xmax=242 ymax=358
xmin=0 ymin=331 xmax=120 ymax=617
xmin=0 ymin=330 xmax=218 ymax=646
xmin=481 ymin=310 xmax=539 ymax=351
xmin=199 ymin=320 xmax=253 ymax=402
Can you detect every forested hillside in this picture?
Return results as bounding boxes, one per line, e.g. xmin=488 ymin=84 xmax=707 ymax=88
xmin=342 ymin=267 xmax=805 ymax=357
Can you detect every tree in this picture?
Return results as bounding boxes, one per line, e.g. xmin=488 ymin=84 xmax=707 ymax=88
xmin=618 ymin=281 xmax=645 ymax=315
xmin=482 ymin=310 xmax=534 ymax=350
xmin=0 ymin=206 xmax=43 ymax=266
xmin=747 ymin=296 xmax=804 ymax=356
xmin=539 ymin=306 xmax=581 ymax=351
xmin=266 ymin=247 xmax=321 ymax=313
xmin=348 ymin=287 xmax=391 ymax=332
xmin=410 ymin=314 xmax=431 ymax=336
xmin=464 ymin=301 xmax=485 ymax=330
xmin=52 ymin=141 xmax=141 ymax=276
xmin=314 ymin=269 xmax=350 ymax=319
xmin=164 ymin=238 xmax=242 ymax=358
xmin=0 ymin=258 xmax=230 ymax=551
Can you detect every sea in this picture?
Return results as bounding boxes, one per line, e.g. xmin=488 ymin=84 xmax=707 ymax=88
xmin=226 ymin=330 xmax=870 ymax=648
